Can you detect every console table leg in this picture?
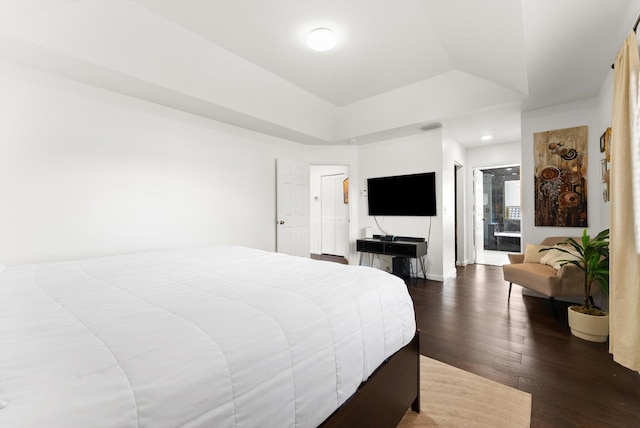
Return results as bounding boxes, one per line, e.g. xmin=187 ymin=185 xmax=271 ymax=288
xmin=419 ymin=256 xmax=427 ymax=280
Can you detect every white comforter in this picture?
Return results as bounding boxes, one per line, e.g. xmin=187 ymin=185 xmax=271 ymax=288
xmin=0 ymin=246 xmax=415 ymax=428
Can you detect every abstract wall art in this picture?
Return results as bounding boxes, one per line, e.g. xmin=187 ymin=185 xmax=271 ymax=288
xmin=534 ymin=125 xmax=588 ymax=227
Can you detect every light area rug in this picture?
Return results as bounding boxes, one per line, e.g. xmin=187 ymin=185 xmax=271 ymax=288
xmin=398 ymin=356 xmax=532 ymax=428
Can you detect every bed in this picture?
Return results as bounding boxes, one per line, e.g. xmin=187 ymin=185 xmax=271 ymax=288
xmin=0 ymin=246 xmax=419 ymax=427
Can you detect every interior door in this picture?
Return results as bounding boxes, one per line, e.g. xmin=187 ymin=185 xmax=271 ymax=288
xmin=321 ymin=174 xmax=347 ymax=256
xmin=474 ymin=168 xmax=485 ymax=263
xmin=276 ymin=159 xmax=310 ymax=257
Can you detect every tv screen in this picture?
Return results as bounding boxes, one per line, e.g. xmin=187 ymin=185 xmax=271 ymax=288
xmin=367 ymin=172 xmax=436 ymax=216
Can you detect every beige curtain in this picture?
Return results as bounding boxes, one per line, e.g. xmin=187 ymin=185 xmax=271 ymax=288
xmin=610 ymin=30 xmax=640 ymax=371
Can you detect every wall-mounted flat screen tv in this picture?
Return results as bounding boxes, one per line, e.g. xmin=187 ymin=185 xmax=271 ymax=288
xmin=367 ymin=172 xmax=436 ymax=216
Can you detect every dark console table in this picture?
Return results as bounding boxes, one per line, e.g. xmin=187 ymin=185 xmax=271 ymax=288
xmin=357 ymin=238 xmax=427 ymax=280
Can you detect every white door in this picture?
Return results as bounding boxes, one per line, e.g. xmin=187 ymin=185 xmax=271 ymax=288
xmin=321 ymin=174 xmax=348 ymax=256
xmin=276 ymin=159 xmax=310 ymax=257
xmin=474 ymin=168 xmax=485 ymax=263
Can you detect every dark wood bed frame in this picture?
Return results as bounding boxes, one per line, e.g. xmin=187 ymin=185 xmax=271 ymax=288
xmin=320 ymin=331 xmax=420 ymax=428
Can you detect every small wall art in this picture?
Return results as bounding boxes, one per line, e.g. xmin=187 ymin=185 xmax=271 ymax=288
xmin=600 ymin=127 xmax=611 ymax=161
xmin=602 ymin=161 xmax=610 ymax=202
xmin=533 ymin=125 xmax=588 ymax=227
xmin=343 ymin=178 xmax=349 ymax=204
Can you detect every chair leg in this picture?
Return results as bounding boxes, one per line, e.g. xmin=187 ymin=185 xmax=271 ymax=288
xmin=549 ymin=297 xmax=558 ymax=320
xmin=508 ymin=282 xmax=513 ymax=301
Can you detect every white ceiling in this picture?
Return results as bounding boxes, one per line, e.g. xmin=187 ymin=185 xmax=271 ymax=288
xmin=141 ymin=0 xmax=470 ymax=107
xmin=1 ymin=0 xmax=638 ymax=147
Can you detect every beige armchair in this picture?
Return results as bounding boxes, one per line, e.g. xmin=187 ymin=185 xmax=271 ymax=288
xmin=502 ymin=236 xmax=590 ymax=318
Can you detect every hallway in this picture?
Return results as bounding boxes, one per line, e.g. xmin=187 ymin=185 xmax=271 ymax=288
xmin=474 ymin=249 xmax=510 ymax=266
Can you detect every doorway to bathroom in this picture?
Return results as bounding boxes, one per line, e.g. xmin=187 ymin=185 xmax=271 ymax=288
xmin=474 ymin=165 xmax=521 ymax=265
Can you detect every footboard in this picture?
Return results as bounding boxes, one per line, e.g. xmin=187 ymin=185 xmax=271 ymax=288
xmin=320 ymin=331 xmax=420 ymax=428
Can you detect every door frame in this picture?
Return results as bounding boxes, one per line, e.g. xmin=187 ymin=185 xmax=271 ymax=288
xmin=320 ymin=173 xmax=348 ymax=256
xmin=309 ymin=164 xmax=351 ymax=262
xmin=454 ymin=163 xmax=465 ymax=265
xmin=473 ymin=168 xmax=485 ymax=264
xmin=473 ymin=163 xmax=521 ymax=263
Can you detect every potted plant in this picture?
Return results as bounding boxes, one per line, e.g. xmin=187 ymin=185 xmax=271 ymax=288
xmin=547 ymin=228 xmax=610 ymax=342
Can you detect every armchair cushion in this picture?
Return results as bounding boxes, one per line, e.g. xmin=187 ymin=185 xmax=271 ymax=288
xmin=523 ymin=244 xmax=550 ymax=263
xmin=503 ymin=262 xmax=561 ymax=296
xmin=539 ymin=245 xmax=581 ymax=270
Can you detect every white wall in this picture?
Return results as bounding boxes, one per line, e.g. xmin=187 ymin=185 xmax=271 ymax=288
xmin=357 ymin=131 xmax=448 ymax=280
xmin=516 ymin=79 xmax=614 ymax=308
xmin=442 ymin=131 xmax=467 ymax=278
xmin=597 ymin=70 xmax=614 ymax=228
xmin=521 ymin=98 xmax=607 ymax=247
xmin=6 ymin=60 xmax=610 ymax=283
xmin=465 ymin=141 xmax=522 ymax=170
xmin=0 ymin=63 xmax=304 ymax=266
xmin=464 ymin=141 xmax=521 ymax=261
xmin=309 ymin=165 xmax=348 ymax=255
xmin=305 ymin=132 xmax=465 ymax=281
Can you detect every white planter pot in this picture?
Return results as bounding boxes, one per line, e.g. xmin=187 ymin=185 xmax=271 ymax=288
xmin=567 ymin=306 xmax=609 ymax=343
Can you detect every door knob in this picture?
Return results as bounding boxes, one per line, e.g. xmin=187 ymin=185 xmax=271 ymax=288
xmin=278 ymin=220 xmax=285 ymax=225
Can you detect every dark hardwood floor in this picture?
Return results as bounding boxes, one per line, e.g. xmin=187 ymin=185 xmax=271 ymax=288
xmin=314 ymin=254 xmax=639 ymax=427
xmin=406 ymin=264 xmax=640 ymax=428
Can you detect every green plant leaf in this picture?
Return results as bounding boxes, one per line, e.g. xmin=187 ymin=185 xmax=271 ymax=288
xmin=548 ymin=229 xmax=610 ymax=306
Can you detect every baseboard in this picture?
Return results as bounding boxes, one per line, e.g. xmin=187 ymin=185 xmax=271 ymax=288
xmin=408 ymin=268 xmax=456 ymax=282
xmin=444 ymin=268 xmax=457 ymax=280
xmin=351 ymin=258 xmax=455 ymax=283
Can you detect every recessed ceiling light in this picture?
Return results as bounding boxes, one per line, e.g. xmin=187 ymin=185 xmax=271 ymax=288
xmin=307 ymin=28 xmax=336 ymax=51
xmin=481 ymin=135 xmax=493 ymax=141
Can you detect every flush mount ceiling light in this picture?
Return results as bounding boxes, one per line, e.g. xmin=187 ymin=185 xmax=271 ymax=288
xmin=307 ymin=28 xmax=336 ymax=51
xmin=481 ymin=135 xmax=493 ymax=141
